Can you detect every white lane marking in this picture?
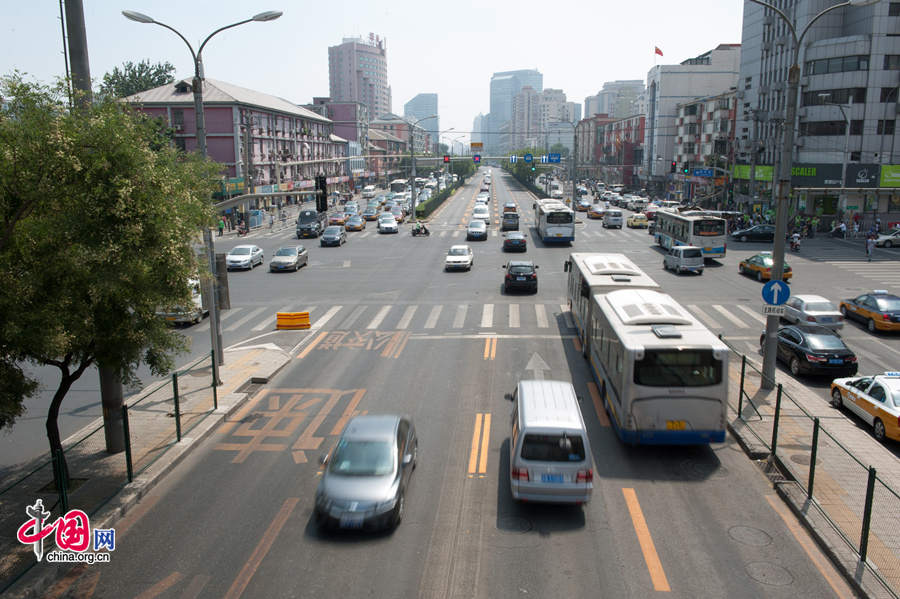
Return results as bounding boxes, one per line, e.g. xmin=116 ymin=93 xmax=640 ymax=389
xmin=452 ymin=230 xmax=462 ymax=238
xmin=252 ymin=304 xmax=293 ymax=331
xmin=491 ymin=229 xmax=498 ymax=237
xmin=397 ymin=305 xmax=417 ymax=330
xmin=220 ymin=307 xmax=244 ymax=321
xmin=357 ymin=232 xmax=370 ymax=239
xmin=509 ymin=304 xmax=520 ymax=328
xmin=338 ymin=305 xmax=366 ymax=329
xmin=852 ymin=346 xmax=890 ymax=372
xmin=687 ymin=304 xmax=721 ymax=329
xmin=424 ymin=305 xmax=443 ymax=329
xmin=535 ymin=304 xmax=549 ymax=328
xmin=366 ymin=305 xmax=392 ymax=329
xmin=481 ymin=304 xmax=494 ymax=328
xmin=439 ymin=230 xmax=447 ymax=237
xmin=735 ymin=304 xmax=766 ymax=324
xmin=225 ymin=306 xmax=268 ymax=332
xmin=453 ymin=304 xmax=467 ymax=328
xmin=343 ymin=260 xmax=351 ymax=268
xmin=311 ymin=305 xmax=342 ymax=330
xmin=561 ymin=305 xmax=575 ymax=329
xmin=712 ymin=304 xmax=748 ymax=328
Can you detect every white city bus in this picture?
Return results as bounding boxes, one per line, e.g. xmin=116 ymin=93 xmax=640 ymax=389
xmin=654 ymin=209 xmax=727 ymax=259
xmin=389 ymin=179 xmax=408 ymax=194
xmin=533 ymin=199 xmax=575 ymax=243
xmin=586 ymin=288 xmax=729 ymax=444
xmin=564 ymin=253 xmax=659 ymax=355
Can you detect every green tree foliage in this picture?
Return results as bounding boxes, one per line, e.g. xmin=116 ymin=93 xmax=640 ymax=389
xmin=0 ymin=74 xmax=220 ymax=474
xmin=100 ymin=59 xmax=176 ymax=99
xmin=550 ymin=143 xmax=570 ymax=157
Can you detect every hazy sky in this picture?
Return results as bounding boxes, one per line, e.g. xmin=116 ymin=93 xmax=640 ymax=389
xmin=2 ymin=0 xmax=744 ymax=144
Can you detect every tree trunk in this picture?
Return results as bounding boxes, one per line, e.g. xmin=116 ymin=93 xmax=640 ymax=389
xmin=99 ymin=365 xmax=124 ymax=453
xmin=46 ymin=375 xmax=75 ymax=490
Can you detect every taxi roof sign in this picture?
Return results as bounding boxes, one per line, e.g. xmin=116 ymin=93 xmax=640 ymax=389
xmin=873 ymin=290 xmax=889 ymax=295
xmin=885 ymin=372 xmax=900 ymax=377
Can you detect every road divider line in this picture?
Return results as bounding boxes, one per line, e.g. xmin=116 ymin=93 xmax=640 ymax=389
xmin=330 ymin=388 xmax=367 ymax=435
xmin=366 ymin=305 xmax=392 ymax=329
xmin=297 ymin=331 xmax=328 ymax=359
xmin=134 ymin=572 xmax=183 ymax=599
xmin=424 ymin=305 xmax=442 ymax=329
xmin=587 ymin=382 xmax=610 ymax=427
xmin=468 ymin=413 xmax=483 ymax=475
xmin=478 ymin=413 xmax=491 ymax=475
xmin=622 ymin=487 xmax=671 ymax=592
xmin=491 ymin=337 xmax=497 ymax=360
xmin=392 ymin=331 xmax=410 ymax=359
xmin=224 ymin=497 xmax=298 ymax=599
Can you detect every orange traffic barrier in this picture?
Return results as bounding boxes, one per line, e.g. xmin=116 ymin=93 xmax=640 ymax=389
xmin=276 ymin=311 xmax=310 ymax=330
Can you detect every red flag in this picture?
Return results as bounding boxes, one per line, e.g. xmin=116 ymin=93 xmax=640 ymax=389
xmin=654 ymin=46 xmax=664 ymax=56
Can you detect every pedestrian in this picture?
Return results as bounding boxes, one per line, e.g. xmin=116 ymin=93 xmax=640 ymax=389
xmin=269 ymin=212 xmax=274 ymax=229
xmin=866 ymin=234 xmax=875 ymax=261
xmin=218 ymin=217 xmax=225 ymax=237
xmin=838 ymin=221 xmax=847 ymax=238
xmin=853 ymin=220 xmax=860 ymax=237
xmin=875 ymin=217 xmax=882 ymax=233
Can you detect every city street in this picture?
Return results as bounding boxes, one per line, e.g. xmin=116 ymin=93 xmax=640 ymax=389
xmin=33 ymin=169 xmax=885 ymax=598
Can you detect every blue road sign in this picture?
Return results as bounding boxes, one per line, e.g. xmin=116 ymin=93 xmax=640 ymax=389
xmin=540 ymin=155 xmax=549 ymax=163
xmin=693 ymin=168 xmax=714 ymax=177
xmin=473 ymin=154 xmax=481 ymax=163
xmin=548 ymin=153 xmax=561 ymax=163
xmin=761 ymin=280 xmax=790 ymax=305
xmin=523 ymin=153 xmax=533 ymax=163
xmin=509 ymin=155 xmax=517 ymax=163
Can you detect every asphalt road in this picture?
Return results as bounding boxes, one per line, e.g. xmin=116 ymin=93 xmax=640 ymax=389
xmin=41 ymin=169 xmax=877 ymax=598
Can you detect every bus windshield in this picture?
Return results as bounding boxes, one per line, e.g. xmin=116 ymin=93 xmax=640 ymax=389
xmin=547 ymin=212 xmax=573 ymax=224
xmin=693 ymin=219 xmax=725 ymax=236
xmin=633 ymin=349 xmax=723 ymax=387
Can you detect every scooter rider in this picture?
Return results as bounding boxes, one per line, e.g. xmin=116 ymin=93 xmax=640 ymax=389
xmin=790 ymin=230 xmax=801 ymax=250
xmin=413 ymin=220 xmax=429 ymax=236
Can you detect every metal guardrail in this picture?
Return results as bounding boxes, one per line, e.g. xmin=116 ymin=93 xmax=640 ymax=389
xmin=720 ymin=336 xmax=900 ymax=597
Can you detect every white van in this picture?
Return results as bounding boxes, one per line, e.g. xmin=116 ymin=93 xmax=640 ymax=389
xmin=472 ymin=204 xmax=490 ymax=223
xmin=663 ymin=245 xmax=705 ymax=275
xmin=362 ymin=185 xmax=376 ymax=199
xmin=603 ymin=209 xmax=623 ymax=229
xmin=506 ymin=380 xmax=594 ymax=504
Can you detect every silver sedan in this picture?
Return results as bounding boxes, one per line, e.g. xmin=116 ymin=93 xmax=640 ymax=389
xmin=226 ymin=245 xmax=263 ymax=270
xmin=269 ymin=245 xmax=308 ymax=272
xmin=782 ymin=294 xmax=844 ymax=330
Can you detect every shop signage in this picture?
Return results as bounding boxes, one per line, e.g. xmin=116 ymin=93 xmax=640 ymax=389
xmin=790 ymin=164 xmax=842 ymax=187
xmin=845 ymin=164 xmax=880 ymax=188
xmin=732 ymin=165 xmax=773 ymax=182
xmin=881 ymin=165 xmax=900 ymax=188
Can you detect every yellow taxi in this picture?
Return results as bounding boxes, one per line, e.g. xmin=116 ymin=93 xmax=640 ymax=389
xmin=839 ymin=291 xmax=900 ymax=333
xmin=626 ymin=213 xmax=649 ymax=228
xmin=328 ymin=212 xmax=348 ymax=226
xmin=738 ymin=251 xmax=792 ymax=282
xmin=587 ymin=205 xmax=605 ymax=220
xmin=831 ymin=372 xmax=900 ymax=442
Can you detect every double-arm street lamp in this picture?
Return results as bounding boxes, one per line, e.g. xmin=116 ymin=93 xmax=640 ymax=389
xmin=403 ymin=114 xmax=438 ymax=219
xmin=123 ymin=9 xmax=282 ymax=369
xmin=748 ymin=0 xmax=879 ymax=388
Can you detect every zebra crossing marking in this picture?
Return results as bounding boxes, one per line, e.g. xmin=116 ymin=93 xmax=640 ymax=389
xmin=687 ymin=304 xmax=721 ymax=329
xmin=509 ymin=303 xmax=520 ymax=328
xmin=366 ymin=305 xmax=392 ymax=329
xmin=312 ymin=305 xmax=342 ymax=330
xmin=252 ymin=304 xmax=294 ymax=331
xmin=712 ymin=304 xmax=748 ymax=328
xmin=225 ymin=306 xmax=268 ymax=332
xmin=535 ymin=304 xmax=549 ymax=328
xmin=453 ymin=304 xmax=467 ymax=328
xmin=481 ymin=304 xmax=494 ymax=328
xmin=561 ymin=305 xmax=575 ymax=329
xmin=735 ymin=305 xmax=766 ymax=324
xmin=424 ymin=305 xmax=442 ymax=329
xmin=337 ymin=305 xmax=367 ymax=329
xmin=397 ymin=305 xmax=418 ymax=330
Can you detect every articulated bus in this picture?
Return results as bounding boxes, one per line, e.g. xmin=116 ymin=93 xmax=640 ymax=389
xmin=533 ymin=198 xmax=575 ymax=243
xmin=564 ymin=253 xmax=659 ymax=353
xmin=654 ymin=210 xmax=727 ymax=259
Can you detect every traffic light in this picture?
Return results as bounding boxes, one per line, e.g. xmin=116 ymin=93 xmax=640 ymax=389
xmin=682 ymin=164 xmax=690 ymax=175
xmin=443 ymin=155 xmax=450 ymax=163
xmin=670 ymin=161 xmax=677 ymax=173
xmin=315 ymin=175 xmax=327 ymax=213
xmin=531 ymin=165 xmax=536 ymax=172
xmin=473 ymin=154 xmax=481 ymax=164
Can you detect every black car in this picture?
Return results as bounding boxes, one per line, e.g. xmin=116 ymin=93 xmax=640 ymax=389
xmin=296 ymin=209 xmax=327 ymax=238
xmin=759 ymin=324 xmax=858 ymax=377
xmin=502 ymin=231 xmax=527 ymax=252
xmin=501 ymin=212 xmax=520 ymax=231
xmin=503 ymin=260 xmax=538 ymax=293
xmin=320 ymin=225 xmax=347 ymax=247
xmin=731 ymin=224 xmax=775 ymax=242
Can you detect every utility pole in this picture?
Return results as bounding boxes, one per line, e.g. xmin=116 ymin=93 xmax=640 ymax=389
xmin=748 ymin=109 xmax=761 ymax=209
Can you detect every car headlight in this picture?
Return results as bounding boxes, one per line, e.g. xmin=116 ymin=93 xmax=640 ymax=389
xmin=315 ymin=492 xmax=332 ymax=511
xmin=376 ymin=496 xmax=398 ymax=513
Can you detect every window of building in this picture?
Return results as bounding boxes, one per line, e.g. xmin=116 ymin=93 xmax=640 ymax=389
xmin=851 ymin=151 xmax=862 ymax=161
xmin=174 ymin=137 xmax=186 ymax=152
xmin=885 ymin=55 xmax=900 ymax=70
xmin=799 ymin=120 xmax=847 ymax=136
xmin=882 ymin=87 xmax=899 ymax=102
xmin=804 ymin=55 xmax=869 ymax=75
xmin=172 ymin=108 xmax=184 ymax=128
xmin=890 ymin=2 xmax=900 ymax=16
xmin=851 ymin=120 xmax=864 ymax=135
xmin=877 ymin=119 xmax=896 ymax=135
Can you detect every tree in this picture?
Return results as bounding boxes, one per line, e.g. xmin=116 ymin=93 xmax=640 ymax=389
xmin=100 ymin=59 xmax=176 ymax=99
xmin=550 ymin=143 xmax=570 ymax=158
xmin=0 ymin=74 xmax=220 ymax=481
xmin=438 ymin=143 xmax=449 ymax=155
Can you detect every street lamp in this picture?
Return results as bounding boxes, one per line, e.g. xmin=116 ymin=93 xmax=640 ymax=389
xmin=123 ymin=9 xmax=282 ymax=370
xmin=403 ymin=114 xmax=438 ymax=219
xmin=549 ymin=119 xmax=577 ymax=207
xmin=818 ymin=92 xmax=853 ymax=216
xmin=749 ymin=0 xmax=879 ymax=388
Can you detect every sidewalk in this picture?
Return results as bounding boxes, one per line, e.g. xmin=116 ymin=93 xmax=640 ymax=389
xmin=726 ymin=353 xmax=900 ymax=599
xmin=0 ymin=345 xmax=292 ymax=596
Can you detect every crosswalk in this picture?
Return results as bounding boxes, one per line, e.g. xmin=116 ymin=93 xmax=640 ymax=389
xmin=819 ymin=259 xmax=900 ymax=286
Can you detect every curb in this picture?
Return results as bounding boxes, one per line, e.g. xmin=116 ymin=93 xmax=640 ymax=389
xmin=7 ymin=351 xmax=292 ymax=599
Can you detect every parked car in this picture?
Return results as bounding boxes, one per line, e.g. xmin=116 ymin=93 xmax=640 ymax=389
xmin=738 ymin=252 xmax=792 ymax=282
xmin=502 ymin=231 xmax=527 ymax=252
xmin=320 ymin=226 xmax=347 ymax=247
xmin=839 ymin=290 xmax=900 ymax=332
xmin=759 ymin=324 xmax=858 ymax=378
xmin=269 ymin=245 xmax=308 ymax=272
xmin=467 ymin=220 xmax=488 ymax=241
xmin=830 ymin=372 xmax=900 ymax=442
xmin=314 ymin=415 xmax=417 ymax=531
xmin=503 ymin=260 xmax=538 ymax=293
xmin=226 ymin=245 xmax=263 ymax=270
xmin=731 ymin=224 xmax=776 ymax=242
xmin=444 ymin=245 xmax=474 ymax=271
xmin=782 ymin=294 xmax=843 ymax=330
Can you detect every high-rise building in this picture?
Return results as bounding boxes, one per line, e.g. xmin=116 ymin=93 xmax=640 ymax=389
xmin=471 ymin=113 xmax=485 ymax=145
xmin=404 ymin=93 xmax=439 ymax=152
xmin=488 ymin=69 xmax=543 ymax=153
xmin=589 ymin=80 xmax=645 ymax=120
xmin=737 ymin=0 xmax=898 ymax=220
xmin=566 ymin=102 xmax=582 ymax=123
xmin=328 ymin=34 xmax=392 ymax=123
xmin=512 ymin=86 xmax=541 ymax=149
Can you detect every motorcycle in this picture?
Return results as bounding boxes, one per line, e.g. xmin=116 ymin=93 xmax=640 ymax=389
xmin=412 ymin=224 xmax=430 ymax=237
xmin=790 ymin=238 xmax=801 ymax=251
xmin=237 ymin=224 xmax=249 ymax=237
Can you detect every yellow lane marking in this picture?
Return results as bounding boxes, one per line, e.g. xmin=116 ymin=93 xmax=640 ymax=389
xmin=478 ymin=413 xmax=491 ymax=475
xmin=135 ymin=572 xmax=183 ymax=599
xmin=764 ymin=495 xmax=855 ymax=599
xmin=468 ymin=413 xmax=483 ymax=475
xmin=297 ymin=330 xmax=328 ymax=359
xmin=224 ymin=497 xmax=298 ymax=599
xmin=329 ymin=388 xmax=367 ymax=435
xmin=622 ymin=487 xmax=671 ymax=592
xmin=483 ymin=337 xmax=497 ymax=360
xmin=587 ymin=382 xmax=610 ymax=427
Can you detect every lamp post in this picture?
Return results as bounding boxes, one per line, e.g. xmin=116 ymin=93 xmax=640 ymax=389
xmin=748 ymin=0 xmax=879 ymax=389
xmin=818 ymin=92 xmax=853 ymax=216
xmin=549 ymin=119 xmax=577 ymax=206
xmin=123 ymin=9 xmax=283 ymax=370
xmin=403 ymin=114 xmax=438 ymax=219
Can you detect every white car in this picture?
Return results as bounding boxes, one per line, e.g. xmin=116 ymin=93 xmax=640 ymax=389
xmin=475 ymin=193 xmax=489 ymax=204
xmin=444 ymin=245 xmax=474 ymax=271
xmin=831 ymin=372 xmax=900 ymax=442
xmin=377 ymin=214 xmax=399 ymax=234
xmin=874 ymin=228 xmax=900 ymax=248
xmin=226 ymin=245 xmax=263 ymax=270
xmin=472 ymin=205 xmax=490 ymax=224
xmin=782 ymin=294 xmax=844 ymax=330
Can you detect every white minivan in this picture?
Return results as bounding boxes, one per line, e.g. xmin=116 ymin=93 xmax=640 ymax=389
xmin=362 ymin=185 xmax=376 ymax=199
xmin=472 ymin=204 xmax=490 ymax=224
xmin=603 ymin=209 xmax=623 ymax=229
xmin=506 ymin=380 xmax=594 ymax=504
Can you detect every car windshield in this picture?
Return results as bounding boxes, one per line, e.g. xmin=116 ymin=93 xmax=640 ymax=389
xmin=448 ymin=248 xmax=468 ymax=256
xmin=805 ymin=302 xmax=835 ymax=312
xmin=469 ymin=222 xmax=485 ymax=229
xmin=230 ymin=248 xmax=250 ymax=255
xmin=379 ymin=215 xmax=394 ymax=222
xmin=805 ymin=334 xmax=845 ymax=351
xmin=875 ymin=297 xmax=900 ymax=311
xmin=275 ymin=248 xmax=297 ymax=256
xmin=508 ymin=264 xmax=534 ymax=274
xmin=328 ymin=439 xmax=395 ymax=476
xmin=521 ymin=434 xmax=585 ymax=462
xmin=682 ymin=249 xmax=702 ymax=258
xmin=324 ymin=226 xmax=340 ymax=234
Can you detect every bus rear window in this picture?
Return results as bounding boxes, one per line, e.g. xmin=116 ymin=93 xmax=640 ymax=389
xmin=547 ymin=212 xmax=573 ymax=224
xmin=633 ymin=350 xmax=722 ymax=387
xmin=694 ymin=220 xmax=725 ymax=236
xmin=521 ymin=434 xmax=585 ymax=462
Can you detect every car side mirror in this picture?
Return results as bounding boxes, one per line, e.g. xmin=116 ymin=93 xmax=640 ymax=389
xmin=402 ymin=453 xmax=413 ymax=466
xmin=501 ymin=264 xmax=507 ymax=269
xmin=504 ymin=393 xmax=514 ymax=402
xmin=318 ymin=453 xmax=329 ymax=465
